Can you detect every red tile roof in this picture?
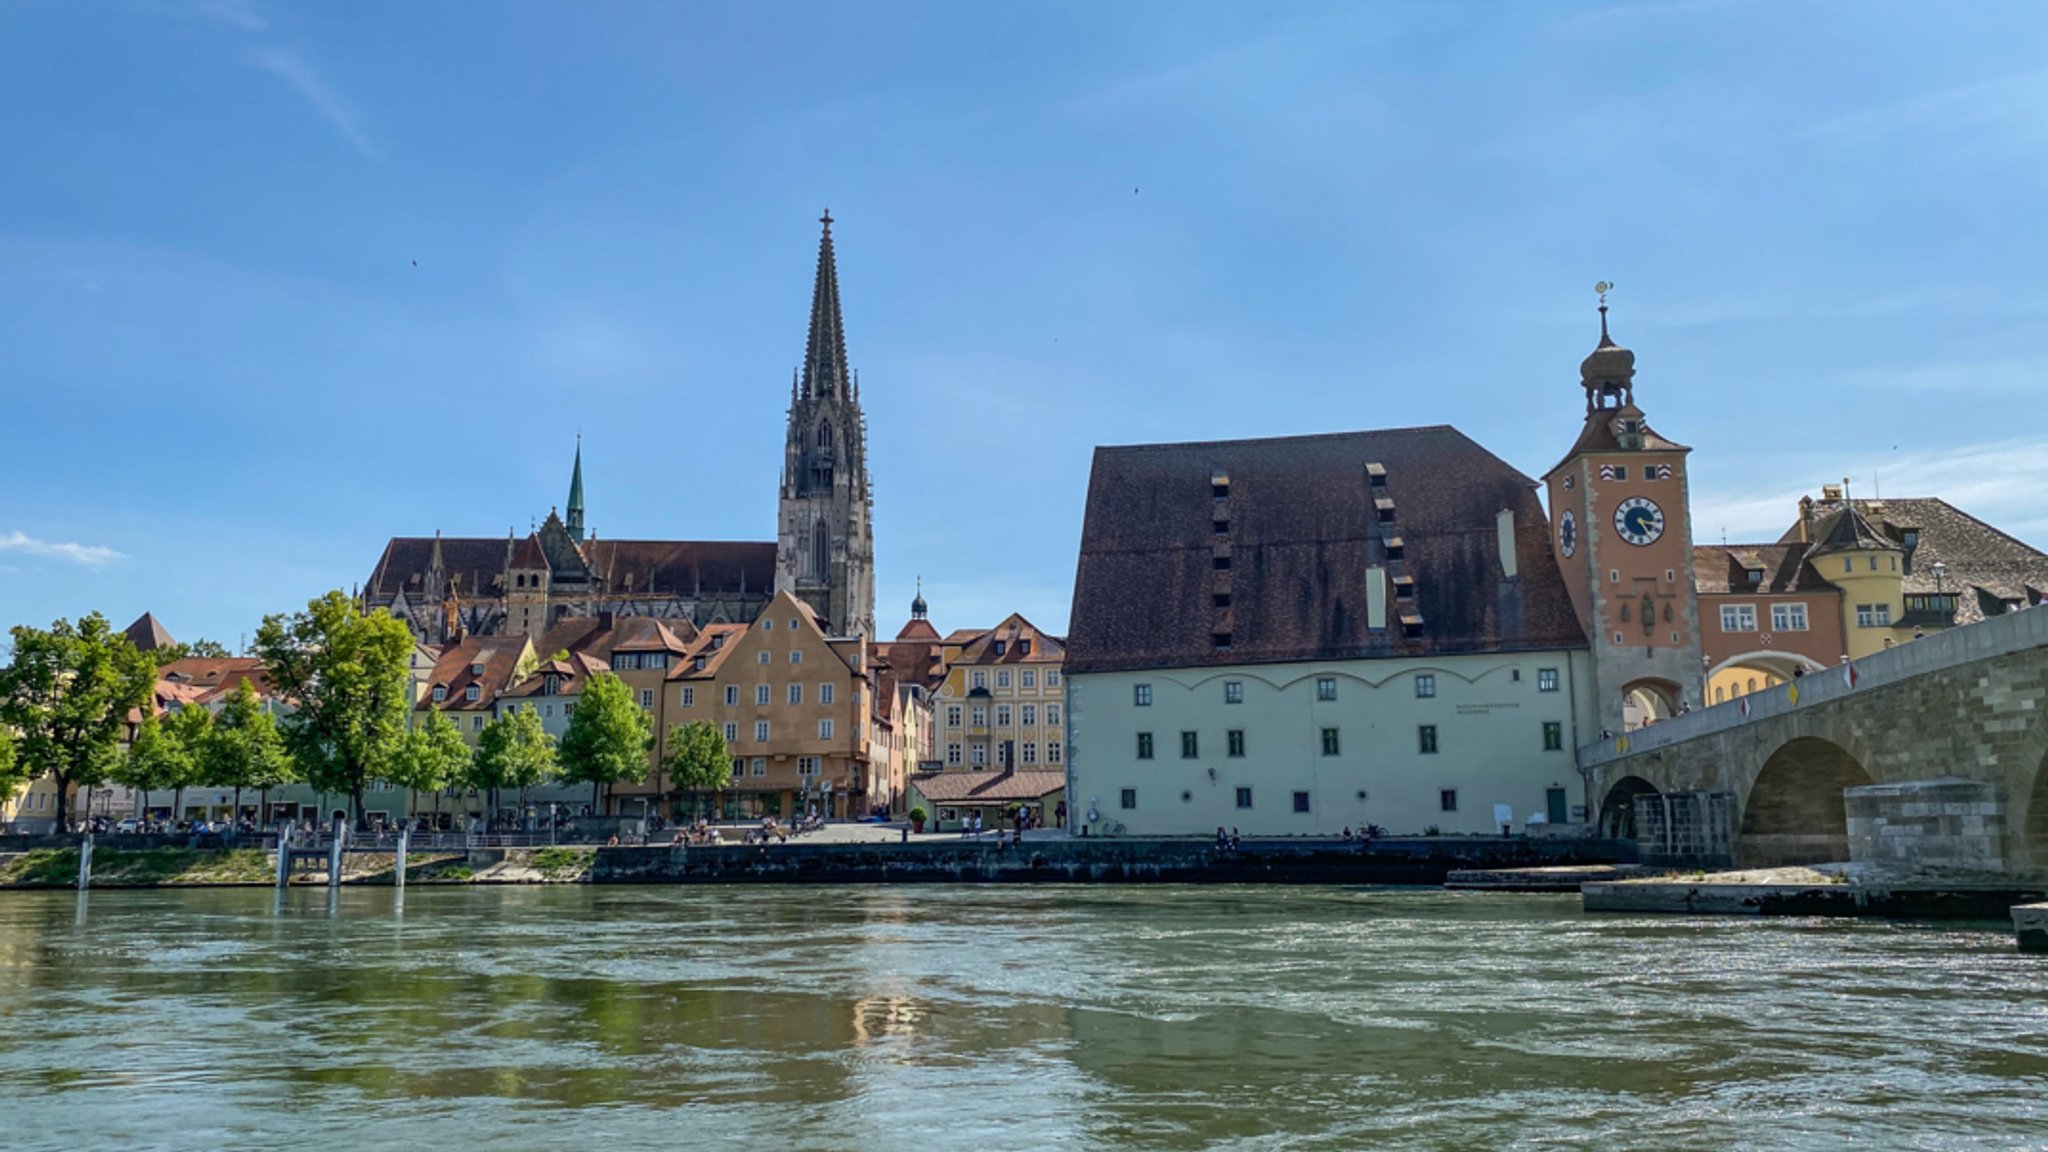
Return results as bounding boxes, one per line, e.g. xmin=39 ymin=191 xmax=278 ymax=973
xmin=908 ymin=770 xmax=1067 ymax=803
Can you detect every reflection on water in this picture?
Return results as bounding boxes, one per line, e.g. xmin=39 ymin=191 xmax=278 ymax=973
xmin=0 ymin=886 xmax=2043 ymax=1150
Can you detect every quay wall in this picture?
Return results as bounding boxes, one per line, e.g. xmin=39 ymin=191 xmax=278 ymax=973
xmin=591 ymin=836 xmax=1635 ymax=885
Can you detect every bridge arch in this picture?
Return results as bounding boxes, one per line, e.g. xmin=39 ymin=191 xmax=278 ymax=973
xmin=1622 ymin=677 xmax=1683 ymax=729
xmin=1597 ymin=775 xmax=1660 ymax=841
xmin=1707 ymin=651 xmax=1826 ymax=705
xmin=1737 ymin=736 xmax=1875 ymax=868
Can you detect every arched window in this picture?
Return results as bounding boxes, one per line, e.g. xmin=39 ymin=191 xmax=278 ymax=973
xmin=813 ymin=521 xmax=830 ymax=579
xmin=816 ymin=423 xmax=832 ymax=448
xmin=1715 ymin=686 xmax=1725 ymax=703
xmin=1746 ymin=677 xmax=1757 ymax=694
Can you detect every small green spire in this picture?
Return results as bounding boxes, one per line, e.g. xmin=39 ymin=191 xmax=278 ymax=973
xmin=566 ymin=435 xmax=586 ymax=542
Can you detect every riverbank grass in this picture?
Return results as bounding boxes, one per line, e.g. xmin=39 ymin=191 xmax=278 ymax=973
xmin=0 ymin=848 xmax=274 ymax=887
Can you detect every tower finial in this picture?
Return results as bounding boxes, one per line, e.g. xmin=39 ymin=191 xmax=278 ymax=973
xmin=1595 ymin=280 xmax=1614 ymax=345
xmin=821 ymin=208 xmax=832 ymax=234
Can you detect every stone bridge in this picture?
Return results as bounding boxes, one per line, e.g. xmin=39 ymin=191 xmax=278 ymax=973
xmin=1581 ymin=605 xmax=2048 ymax=875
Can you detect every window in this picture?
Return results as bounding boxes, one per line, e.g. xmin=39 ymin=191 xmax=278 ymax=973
xmin=1419 ymin=725 xmax=1439 ymax=754
xmin=1214 ymin=518 xmax=1230 ymax=535
xmin=1746 ymin=568 xmax=1766 ymax=584
xmin=1538 ymin=668 xmax=1559 ymax=692
xmin=1858 ymin=603 xmax=1892 ymax=627
xmin=970 ymin=671 xmax=987 ymax=690
xmin=1235 ymin=787 xmax=1253 ymax=809
xmin=1440 ymin=789 xmax=1458 ymax=813
xmin=640 ymin=689 xmax=653 ymax=709
xmin=1214 ymin=593 xmax=1232 ymax=609
xmin=1134 ymin=684 xmax=1153 ymax=706
xmin=996 ymin=705 xmax=1011 ymax=726
xmin=970 ymin=706 xmax=987 ymax=727
xmin=946 ymin=705 xmax=963 ymax=727
xmin=798 ymin=756 xmax=819 ymax=777
xmin=1610 ymin=465 xmax=1628 ymax=481
xmin=472 ymin=716 xmax=484 ymax=731
xmin=997 ymin=671 xmax=1011 ymax=688
xmin=1046 ymin=704 xmax=1061 ymax=725
xmin=1320 ymin=728 xmax=1340 ymax=756
xmin=723 ymin=723 xmax=738 ymax=742
xmin=1021 ymin=704 xmax=1036 ymax=725
xmin=1021 ymin=742 xmax=1037 ymax=764
xmin=1120 ymin=788 xmax=1137 ymax=810
xmin=820 ymin=683 xmax=835 ymax=705
xmin=1180 ymin=731 xmax=1199 ymax=759
xmin=789 ymin=651 xmax=803 ymax=665
xmin=1227 ymin=729 xmax=1245 ymax=757
xmin=1224 ymin=681 xmax=1243 ymax=704
xmin=1316 ymin=677 xmax=1337 ymax=702
xmin=970 ymin=745 xmax=987 ymax=766
xmin=756 ymin=650 xmax=771 ymax=665
xmin=680 ymin=687 xmax=695 ymax=707
xmin=543 ymin=703 xmax=554 ymax=717
xmin=756 ymin=684 xmax=771 ymax=705
xmin=1843 ymin=558 xmax=1853 ymax=574
xmin=724 ymin=685 xmax=739 ymax=706
xmin=465 ymin=685 xmax=480 ymax=702
xmin=947 ymin=743 xmax=963 ymax=765
xmin=1213 ymin=555 xmax=1231 ymax=571
xmin=1293 ymin=791 xmax=1311 ymax=814
xmin=1048 ymin=741 xmax=1062 ymax=764
xmin=1772 ymin=603 xmax=1810 ymax=631
xmin=763 ymin=619 xmax=775 ymax=631
xmin=993 ymin=641 xmax=1007 ymax=657
xmin=1046 ymin=672 xmax=1061 ymax=688
xmin=754 ymin=720 xmax=770 ymax=742
xmin=432 ymin=685 xmax=447 ymax=702
xmin=819 ymin=719 xmax=834 ymax=739
xmin=1543 ymin=721 xmax=1563 ymax=751
xmin=1137 ymin=733 xmax=1154 ymax=759
xmin=1720 ymin=604 xmax=1758 ymax=632
xmin=1022 ymin=671 xmax=1036 ymax=688
xmin=752 ymin=758 xmax=768 ymax=777
xmin=1415 ymin=674 xmax=1436 ymax=698
xmin=788 ymin=683 xmax=803 ymax=705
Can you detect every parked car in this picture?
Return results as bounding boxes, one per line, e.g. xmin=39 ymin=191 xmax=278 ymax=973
xmin=114 ymin=818 xmax=141 ymax=834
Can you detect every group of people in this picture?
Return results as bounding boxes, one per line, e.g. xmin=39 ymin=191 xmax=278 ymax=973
xmin=1214 ymin=826 xmax=1243 ymax=851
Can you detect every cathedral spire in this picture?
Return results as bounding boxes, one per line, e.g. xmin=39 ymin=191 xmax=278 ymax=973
xmin=566 ymin=435 xmax=586 ymax=543
xmin=800 ymin=209 xmax=851 ymax=401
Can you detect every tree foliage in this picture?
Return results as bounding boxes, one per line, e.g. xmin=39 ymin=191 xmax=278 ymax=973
xmin=115 ymin=709 xmax=196 ymax=807
xmin=662 ymin=720 xmax=732 ymax=796
xmin=152 ymin=638 xmax=232 ymax=666
xmin=556 ymin=673 xmax=651 ymax=812
xmin=0 ymin=613 xmax=157 ymax=831
xmin=202 ymin=679 xmax=295 ymax=818
xmin=253 ymin=591 xmax=415 ymax=829
xmin=388 ymin=708 xmax=471 ymax=796
xmin=472 ymin=705 xmax=557 ymax=817
xmin=0 ymin=725 xmax=20 ymax=802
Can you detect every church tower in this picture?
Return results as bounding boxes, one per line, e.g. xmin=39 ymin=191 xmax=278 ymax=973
xmin=775 ymin=211 xmax=876 ymax=637
xmin=1543 ymin=290 xmax=1704 ymax=733
xmin=565 ymin=435 xmax=586 ymax=543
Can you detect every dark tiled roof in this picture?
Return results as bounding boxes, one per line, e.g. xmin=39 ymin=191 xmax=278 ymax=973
xmin=367 ymin=537 xmax=774 ymax=601
xmin=908 ymin=770 xmax=1067 ymax=803
xmin=1794 ymin=498 xmax=2048 ymax=623
xmin=421 ymin=638 xmax=531 ymax=712
xmin=368 ymin=536 xmax=516 ymax=600
xmin=1810 ymin=503 xmax=1897 ymax=555
xmin=954 ymin=613 xmax=1066 ymax=665
xmin=124 ymin=612 xmax=176 ymax=652
xmin=1691 ymin=545 xmax=1836 ymax=595
xmin=1067 ymin=426 xmax=1589 ymax=675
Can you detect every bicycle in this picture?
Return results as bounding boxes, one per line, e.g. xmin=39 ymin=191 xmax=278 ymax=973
xmin=1098 ymin=819 xmax=1126 ymax=836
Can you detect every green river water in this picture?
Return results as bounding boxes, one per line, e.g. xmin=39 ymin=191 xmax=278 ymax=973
xmin=0 ymin=885 xmax=2042 ymax=1150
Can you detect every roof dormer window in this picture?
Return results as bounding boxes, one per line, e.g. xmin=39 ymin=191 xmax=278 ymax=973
xmin=1746 ymin=568 xmax=1765 ymax=584
xmin=464 ymin=685 xmax=480 ymax=703
xmin=431 ymin=685 xmax=447 ymax=702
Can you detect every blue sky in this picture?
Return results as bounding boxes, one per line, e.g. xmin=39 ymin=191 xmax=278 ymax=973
xmin=5 ymin=0 xmax=2047 ymax=649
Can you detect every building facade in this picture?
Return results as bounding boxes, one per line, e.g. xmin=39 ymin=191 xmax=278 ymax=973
xmin=933 ymin=614 xmax=1066 ymax=772
xmin=1064 ymin=423 xmax=1599 ymax=837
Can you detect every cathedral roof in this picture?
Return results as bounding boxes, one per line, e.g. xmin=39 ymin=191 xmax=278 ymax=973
xmin=1067 ymin=426 xmax=1589 ymax=675
xmin=800 ymin=210 xmax=852 ymax=402
xmin=367 ymin=537 xmax=776 ymax=602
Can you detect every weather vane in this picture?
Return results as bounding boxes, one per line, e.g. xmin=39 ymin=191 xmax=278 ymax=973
xmin=1595 ymin=280 xmax=1613 ymax=306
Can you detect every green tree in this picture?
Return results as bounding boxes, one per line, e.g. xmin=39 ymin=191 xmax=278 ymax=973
xmin=0 ymin=613 xmax=157 ymax=832
xmin=662 ymin=720 xmax=732 ymax=817
xmin=557 ymin=673 xmax=651 ymax=815
xmin=202 ymin=679 xmax=295 ymax=825
xmin=0 ymin=726 xmax=21 ymax=806
xmin=253 ymin=591 xmax=415 ymax=829
xmin=389 ymin=709 xmax=471 ymax=810
xmin=151 ymin=638 xmax=232 ymax=666
xmin=116 ymin=709 xmax=199 ymax=822
xmin=473 ymin=705 xmax=558 ymax=822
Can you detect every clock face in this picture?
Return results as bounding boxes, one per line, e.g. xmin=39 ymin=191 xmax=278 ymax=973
xmin=1614 ymin=496 xmax=1665 ymax=546
xmin=1558 ymin=509 xmax=1577 ymax=557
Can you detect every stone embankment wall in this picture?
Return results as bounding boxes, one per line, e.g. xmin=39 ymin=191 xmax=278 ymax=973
xmin=592 ymin=836 xmax=1634 ymax=885
xmin=1846 ymin=779 xmax=2008 ymax=874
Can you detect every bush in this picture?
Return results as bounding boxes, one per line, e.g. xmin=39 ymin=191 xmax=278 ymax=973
xmin=908 ymin=807 xmax=928 ymax=824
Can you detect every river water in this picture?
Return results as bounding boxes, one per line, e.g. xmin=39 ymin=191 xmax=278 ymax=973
xmin=0 ymin=885 xmax=2042 ymax=1150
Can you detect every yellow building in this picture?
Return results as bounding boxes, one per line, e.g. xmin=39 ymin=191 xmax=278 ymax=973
xmin=933 ymin=614 xmax=1066 ymax=772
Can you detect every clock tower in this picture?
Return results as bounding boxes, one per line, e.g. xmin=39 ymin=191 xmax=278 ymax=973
xmin=1543 ymin=295 xmax=1704 ymax=734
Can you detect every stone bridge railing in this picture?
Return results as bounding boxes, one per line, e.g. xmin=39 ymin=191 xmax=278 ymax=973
xmin=1579 ymin=603 xmax=2048 ymax=769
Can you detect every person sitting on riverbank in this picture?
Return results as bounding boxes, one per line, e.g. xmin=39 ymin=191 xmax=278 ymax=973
xmin=1215 ymin=826 xmax=1230 ymax=850
xmin=1229 ymin=828 xmax=1243 ymax=851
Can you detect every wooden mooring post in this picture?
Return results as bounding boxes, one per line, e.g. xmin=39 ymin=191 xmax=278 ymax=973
xmin=76 ymin=834 xmax=93 ymax=891
xmin=275 ymin=824 xmax=293 ymax=889
xmin=328 ymin=815 xmax=347 ymax=889
xmin=394 ymin=827 xmax=410 ymax=891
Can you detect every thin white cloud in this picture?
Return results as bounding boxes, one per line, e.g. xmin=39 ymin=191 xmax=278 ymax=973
xmin=250 ymin=48 xmax=382 ymax=162
xmin=198 ymin=0 xmax=266 ymax=32
xmin=0 ymin=531 xmax=127 ymax=567
xmin=1694 ymin=437 xmax=2048 ymax=547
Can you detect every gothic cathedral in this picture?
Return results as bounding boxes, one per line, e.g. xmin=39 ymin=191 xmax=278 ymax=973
xmin=1543 ymin=300 xmax=1705 ymax=733
xmin=775 ymin=211 xmax=877 ymax=638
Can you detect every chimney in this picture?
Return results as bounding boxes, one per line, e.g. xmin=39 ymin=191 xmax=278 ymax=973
xmin=1798 ymin=495 xmax=1815 ymax=543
